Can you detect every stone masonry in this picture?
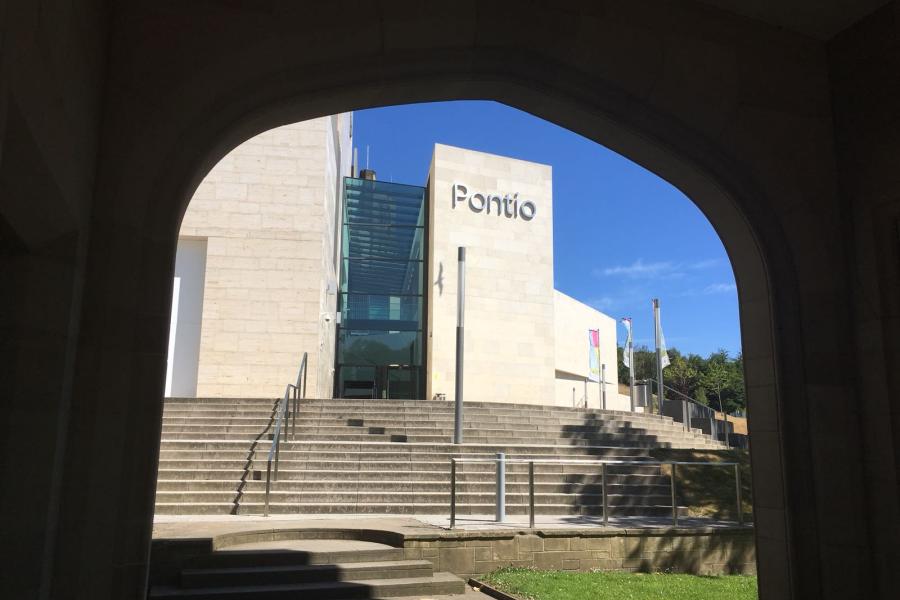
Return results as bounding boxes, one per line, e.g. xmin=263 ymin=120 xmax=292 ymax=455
xmin=402 ymin=528 xmax=756 ymax=579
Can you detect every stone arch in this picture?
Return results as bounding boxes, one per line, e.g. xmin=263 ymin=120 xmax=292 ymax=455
xmin=63 ymin=6 xmax=862 ymax=599
xmin=149 ymin=80 xmax=788 ymax=591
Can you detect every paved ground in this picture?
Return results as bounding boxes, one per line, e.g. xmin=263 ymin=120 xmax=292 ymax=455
xmin=152 ymin=513 xmax=751 ymax=540
xmin=218 ymin=538 xmax=396 ymax=552
xmin=419 ymin=514 xmax=750 ymax=530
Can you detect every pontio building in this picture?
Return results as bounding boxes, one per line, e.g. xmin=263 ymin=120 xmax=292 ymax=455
xmin=167 ymin=116 xmax=628 ymax=409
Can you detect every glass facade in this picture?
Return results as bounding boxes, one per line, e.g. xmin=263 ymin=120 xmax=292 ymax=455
xmin=335 ymin=177 xmax=427 ymax=399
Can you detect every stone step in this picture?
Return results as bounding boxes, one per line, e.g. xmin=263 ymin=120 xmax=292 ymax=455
xmin=158 ymin=432 xmax=689 ymax=446
xmin=158 ymin=460 xmax=665 ymax=476
xmin=201 ymin=541 xmax=405 ymax=567
xmin=157 ymin=479 xmax=672 ymax=495
xmin=158 ymin=440 xmax=655 ymax=454
xmin=295 ymin=399 xmax=659 ymax=414
xmin=291 ymin=403 xmax=670 ymax=416
xmin=157 ymin=448 xmax=649 ymax=460
xmin=155 ymin=469 xmax=671 ymax=485
xmin=234 ymin=503 xmax=687 ymax=517
xmin=289 ymin=409 xmax=680 ymax=425
xmin=162 ymin=412 xmax=706 ymax=437
xmin=158 ymin=431 xmax=693 ymax=444
xmin=158 ymin=414 xmax=711 ymax=441
xmin=156 ymin=452 xmax=658 ymax=465
xmin=153 ymin=501 xmax=687 ymax=517
xmin=179 ymin=559 xmax=435 ymax=588
xmin=152 ymin=572 xmax=465 ymax=598
xmin=161 ymin=414 xmax=692 ymax=426
xmin=165 ymin=397 xmax=277 ymax=405
xmin=163 ymin=397 xmax=687 ymax=425
xmin=296 ymin=415 xmax=692 ymax=428
xmin=156 ymin=489 xmax=674 ymax=506
xmin=159 ymin=422 xmax=692 ymax=435
xmin=155 ymin=397 xmax=721 ymax=517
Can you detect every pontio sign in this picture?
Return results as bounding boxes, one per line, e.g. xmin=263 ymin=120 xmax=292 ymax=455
xmin=452 ymin=182 xmax=536 ymax=221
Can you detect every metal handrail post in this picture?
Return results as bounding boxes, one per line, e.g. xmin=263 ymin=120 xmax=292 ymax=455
xmin=264 ymin=460 xmax=272 ymax=517
xmin=528 ymin=461 xmax=535 ymax=529
xmin=450 ymin=459 xmax=457 ymax=529
xmin=495 ymin=452 xmax=505 ymax=523
xmin=302 ymin=355 xmax=307 ymax=398
xmin=735 ymin=463 xmax=744 ymax=525
xmin=282 ymin=396 xmax=288 ymax=443
xmin=601 ymin=463 xmax=608 ymax=526
xmin=274 ymin=430 xmax=281 ymax=481
xmin=291 ymin=385 xmax=297 ymax=439
xmin=671 ymin=463 xmax=678 ymax=526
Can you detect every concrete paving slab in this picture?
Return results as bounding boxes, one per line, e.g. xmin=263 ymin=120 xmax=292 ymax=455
xmin=152 ymin=513 xmax=751 ymax=541
xmin=219 ymin=539 xmax=395 ymax=552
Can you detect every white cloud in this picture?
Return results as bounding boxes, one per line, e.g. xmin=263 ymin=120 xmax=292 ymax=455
xmin=596 ymin=257 xmax=722 ymax=280
xmin=702 ymin=283 xmax=737 ymax=294
xmin=689 ymin=258 xmax=721 ymax=270
xmin=595 ymin=259 xmax=677 ymax=279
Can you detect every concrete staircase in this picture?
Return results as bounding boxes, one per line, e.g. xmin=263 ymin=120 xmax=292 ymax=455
xmin=156 ymin=398 xmax=724 ymax=516
xmin=149 ymin=537 xmax=466 ymax=599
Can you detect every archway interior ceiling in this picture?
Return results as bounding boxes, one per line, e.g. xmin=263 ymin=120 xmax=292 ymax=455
xmin=696 ymin=0 xmax=887 ymax=39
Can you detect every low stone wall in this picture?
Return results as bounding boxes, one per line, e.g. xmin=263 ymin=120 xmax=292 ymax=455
xmin=401 ymin=527 xmax=756 ymax=579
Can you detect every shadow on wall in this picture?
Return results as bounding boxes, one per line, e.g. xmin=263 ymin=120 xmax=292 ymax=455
xmin=556 ymin=413 xmax=753 ymax=523
xmin=557 ymin=413 xmax=664 ymax=516
xmin=623 ymin=531 xmax=756 ymax=574
xmin=650 ymin=447 xmax=754 ymax=522
xmin=434 ymin=262 xmax=443 ymax=296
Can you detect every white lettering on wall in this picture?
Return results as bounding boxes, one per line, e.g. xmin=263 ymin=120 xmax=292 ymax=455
xmin=452 ymin=182 xmax=536 ymax=221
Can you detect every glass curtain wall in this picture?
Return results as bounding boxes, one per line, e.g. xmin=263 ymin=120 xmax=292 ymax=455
xmin=335 ymin=177 xmax=427 ymax=399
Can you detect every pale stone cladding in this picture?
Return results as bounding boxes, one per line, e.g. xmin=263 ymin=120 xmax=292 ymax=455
xmin=553 ymin=290 xmax=628 ymax=410
xmin=177 ymin=115 xmax=351 ymax=398
xmin=426 ymin=144 xmax=556 ymax=405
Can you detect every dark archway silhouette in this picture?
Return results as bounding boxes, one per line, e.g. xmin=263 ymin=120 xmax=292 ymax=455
xmin=6 ymin=4 xmax=897 ymax=600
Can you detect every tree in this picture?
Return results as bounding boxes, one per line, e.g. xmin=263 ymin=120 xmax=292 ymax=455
xmin=700 ymin=360 xmax=730 ymax=413
xmin=616 ymin=344 xmax=746 ymax=413
xmin=665 ymin=355 xmax=698 ymax=399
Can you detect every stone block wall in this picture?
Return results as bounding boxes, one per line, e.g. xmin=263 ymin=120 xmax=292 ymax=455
xmin=553 ymin=290 xmax=623 ymax=409
xmin=426 ymin=144 xmax=557 ymax=405
xmin=178 ymin=116 xmax=351 ymax=398
xmin=402 ymin=529 xmax=756 ymax=579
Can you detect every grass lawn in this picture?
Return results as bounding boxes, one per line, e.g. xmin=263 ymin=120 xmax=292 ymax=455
xmin=481 ymin=568 xmax=758 ymax=600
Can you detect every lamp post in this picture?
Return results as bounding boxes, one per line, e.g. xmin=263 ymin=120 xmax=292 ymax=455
xmin=453 ymin=247 xmax=466 ymax=444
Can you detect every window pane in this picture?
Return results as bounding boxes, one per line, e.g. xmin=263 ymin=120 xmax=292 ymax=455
xmin=340 ymin=293 xmax=421 ymax=331
xmin=341 ymin=258 xmax=422 ymax=295
xmin=344 ymin=178 xmax=426 ymax=226
xmin=338 ymin=330 xmax=422 ymax=365
xmin=342 ymin=223 xmax=424 ymax=261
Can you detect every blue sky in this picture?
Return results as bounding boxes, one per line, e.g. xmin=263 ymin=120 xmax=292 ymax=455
xmin=353 ymin=101 xmax=741 ymax=357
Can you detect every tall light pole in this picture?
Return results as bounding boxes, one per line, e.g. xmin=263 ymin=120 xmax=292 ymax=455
xmin=453 ymin=247 xmax=466 ymax=444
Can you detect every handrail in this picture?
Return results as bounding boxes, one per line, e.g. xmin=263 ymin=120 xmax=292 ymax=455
xmin=264 ymin=352 xmax=308 ymax=517
xmin=660 ymin=382 xmax=731 ymax=447
xmin=449 ymin=456 xmax=743 ymax=530
xmin=449 ymin=457 xmax=737 ymax=466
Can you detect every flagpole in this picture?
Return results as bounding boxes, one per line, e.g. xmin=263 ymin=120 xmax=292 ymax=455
xmin=653 ymin=298 xmax=664 ymax=415
xmin=596 ymin=332 xmax=602 ymax=409
xmin=628 ymin=324 xmax=635 ymax=412
xmin=623 ymin=317 xmax=635 ymax=412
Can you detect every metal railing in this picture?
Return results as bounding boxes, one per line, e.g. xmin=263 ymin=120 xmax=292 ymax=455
xmin=449 ymin=456 xmax=743 ymax=530
xmin=264 ymin=352 xmax=307 ymax=517
xmin=656 ymin=381 xmax=731 ymax=447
